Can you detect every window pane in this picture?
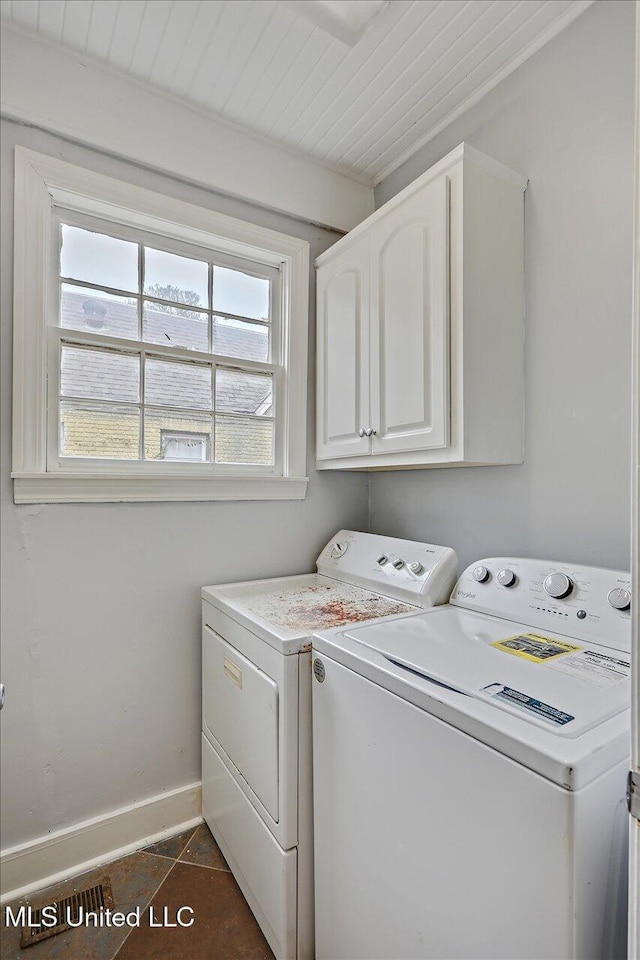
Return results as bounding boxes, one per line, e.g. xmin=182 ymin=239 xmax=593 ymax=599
xmin=61 ymin=345 xmax=140 ymax=403
xmin=215 ymin=368 xmax=273 ymax=416
xmin=60 ymin=225 xmax=138 ymax=293
xmin=143 ymin=301 xmax=208 ymax=352
xmin=145 ymin=358 xmax=211 ymax=410
xmin=61 ymin=284 xmax=139 ymax=340
xmin=144 ymin=410 xmax=211 ymax=461
xmin=212 ymin=316 xmax=269 ymax=362
xmin=215 ymin=416 xmax=274 ymax=465
xmin=144 ymin=248 xmax=208 ymax=309
xmin=213 ymin=266 xmax=270 ymax=320
xmin=60 ymin=401 xmax=139 ymax=459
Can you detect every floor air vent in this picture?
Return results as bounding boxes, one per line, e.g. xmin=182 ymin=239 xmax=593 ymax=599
xmin=20 ymin=877 xmax=114 ymax=948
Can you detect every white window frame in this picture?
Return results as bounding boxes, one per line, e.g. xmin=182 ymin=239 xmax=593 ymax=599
xmin=12 ymin=148 xmax=310 ymax=503
xmin=50 ymin=209 xmax=282 ymax=476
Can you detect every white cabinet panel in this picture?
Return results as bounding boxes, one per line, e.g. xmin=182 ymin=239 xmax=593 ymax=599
xmin=316 ymin=237 xmax=370 ymax=459
xmin=370 ymin=175 xmax=449 ymax=454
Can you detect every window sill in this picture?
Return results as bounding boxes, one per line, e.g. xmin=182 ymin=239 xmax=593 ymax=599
xmin=12 ymin=473 xmax=309 ymax=504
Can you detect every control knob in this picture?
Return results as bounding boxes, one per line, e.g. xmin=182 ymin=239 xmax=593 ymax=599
xmin=409 ymin=561 xmax=424 ymax=575
xmin=607 ymin=588 xmax=631 ymax=611
xmin=331 ymin=542 xmax=348 ymax=559
xmin=497 ymin=569 xmax=517 ymax=588
xmin=377 ymin=555 xmax=388 ymax=566
xmin=471 ymin=565 xmax=490 ymax=583
xmin=393 ymin=559 xmax=405 ymax=570
xmin=544 ymin=573 xmax=574 ymax=599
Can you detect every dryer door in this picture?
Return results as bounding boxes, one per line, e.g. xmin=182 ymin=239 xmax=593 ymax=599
xmin=203 ymin=625 xmax=279 ymax=821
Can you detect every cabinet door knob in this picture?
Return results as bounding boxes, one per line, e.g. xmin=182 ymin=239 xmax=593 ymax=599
xmin=365 ymin=428 xmax=377 ymax=437
xmin=358 ymin=428 xmax=366 ymax=438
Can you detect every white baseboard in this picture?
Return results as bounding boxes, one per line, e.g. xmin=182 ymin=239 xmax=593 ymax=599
xmin=0 ymin=781 xmax=202 ymax=904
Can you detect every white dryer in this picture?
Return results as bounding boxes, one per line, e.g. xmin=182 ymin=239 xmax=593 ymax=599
xmin=201 ymin=530 xmax=458 ymax=960
xmin=312 ymin=557 xmax=632 ymax=960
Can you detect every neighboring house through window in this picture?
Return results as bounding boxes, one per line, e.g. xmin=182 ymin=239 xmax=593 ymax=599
xmin=12 ymin=149 xmax=310 ymax=503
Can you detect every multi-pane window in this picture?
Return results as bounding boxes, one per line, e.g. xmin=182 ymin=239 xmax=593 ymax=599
xmin=13 ymin=149 xmax=309 ymax=503
xmin=54 ymin=218 xmax=280 ymax=470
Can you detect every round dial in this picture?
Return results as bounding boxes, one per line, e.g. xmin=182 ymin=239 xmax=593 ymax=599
xmin=544 ymin=572 xmax=574 ymax=599
xmin=607 ymin=587 xmax=631 ymax=611
xmin=331 ymin=542 xmax=348 ymax=559
xmin=472 ymin=565 xmax=490 ymax=583
xmin=409 ymin=561 xmax=424 ymax=575
xmin=497 ymin=569 xmax=517 ymax=588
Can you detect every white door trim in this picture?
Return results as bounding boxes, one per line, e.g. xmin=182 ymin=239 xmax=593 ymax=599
xmin=629 ymin=4 xmax=640 ymax=958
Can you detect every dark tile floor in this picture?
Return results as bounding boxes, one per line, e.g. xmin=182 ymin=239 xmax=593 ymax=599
xmin=1 ymin=824 xmax=274 ymax=960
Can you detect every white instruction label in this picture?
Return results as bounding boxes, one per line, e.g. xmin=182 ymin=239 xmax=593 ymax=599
xmin=482 ymin=683 xmax=574 ymax=726
xmin=548 ymin=649 xmax=630 ymax=687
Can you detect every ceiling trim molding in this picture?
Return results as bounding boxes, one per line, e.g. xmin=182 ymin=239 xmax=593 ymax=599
xmin=371 ymin=0 xmax=596 ymax=186
xmin=0 ymin=24 xmax=374 ymax=232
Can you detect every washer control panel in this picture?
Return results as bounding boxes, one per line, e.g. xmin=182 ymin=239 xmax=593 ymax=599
xmin=316 ymin=530 xmax=458 ymax=608
xmin=450 ymin=557 xmax=632 ymax=652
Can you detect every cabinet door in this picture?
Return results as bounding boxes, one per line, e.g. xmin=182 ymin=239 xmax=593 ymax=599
xmin=316 ymin=237 xmax=371 ymax=460
xmin=369 ymin=175 xmax=450 ymax=454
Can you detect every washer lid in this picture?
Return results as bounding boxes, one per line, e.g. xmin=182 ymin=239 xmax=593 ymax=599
xmin=343 ymin=606 xmax=630 ymax=740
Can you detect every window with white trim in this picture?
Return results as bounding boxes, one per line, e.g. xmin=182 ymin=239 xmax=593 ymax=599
xmin=12 ymin=149 xmax=310 ymax=503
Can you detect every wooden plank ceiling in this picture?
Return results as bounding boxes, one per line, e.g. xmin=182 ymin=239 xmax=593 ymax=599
xmin=1 ymin=0 xmax=593 ymax=184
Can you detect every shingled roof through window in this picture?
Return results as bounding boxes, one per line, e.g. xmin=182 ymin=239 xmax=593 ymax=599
xmin=60 ymin=289 xmax=272 ymax=416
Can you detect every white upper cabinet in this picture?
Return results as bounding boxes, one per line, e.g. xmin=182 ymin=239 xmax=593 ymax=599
xmin=315 ymin=143 xmax=527 ymax=471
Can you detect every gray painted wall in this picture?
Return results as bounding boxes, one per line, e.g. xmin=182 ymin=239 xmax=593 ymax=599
xmin=0 ymin=120 xmax=368 ymax=849
xmin=370 ymin=0 xmax=635 ymax=573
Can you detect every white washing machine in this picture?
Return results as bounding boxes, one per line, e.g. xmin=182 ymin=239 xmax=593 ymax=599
xmin=201 ymin=530 xmax=458 ymax=960
xmin=312 ymin=557 xmax=632 ymax=960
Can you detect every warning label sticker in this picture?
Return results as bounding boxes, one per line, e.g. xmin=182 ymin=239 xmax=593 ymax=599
xmin=490 ymin=633 xmax=581 ymax=663
xmin=548 ymin=649 xmax=631 ymax=688
xmin=482 ymin=683 xmax=575 ymax=726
